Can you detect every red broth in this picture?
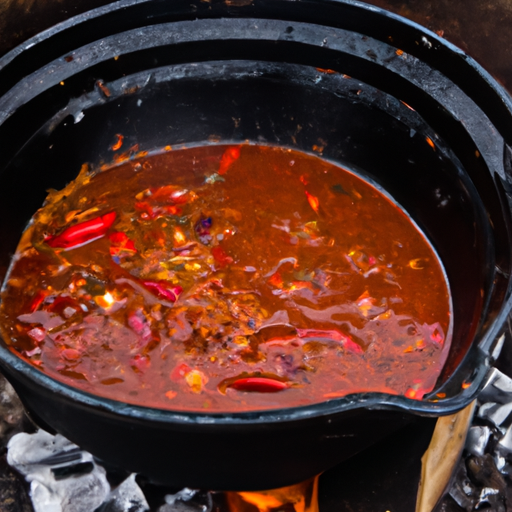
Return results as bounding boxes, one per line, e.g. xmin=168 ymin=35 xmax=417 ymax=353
xmin=0 ymin=145 xmax=452 ymax=412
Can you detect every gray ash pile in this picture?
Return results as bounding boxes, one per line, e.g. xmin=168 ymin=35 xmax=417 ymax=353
xmin=437 ymin=368 xmax=512 ymax=512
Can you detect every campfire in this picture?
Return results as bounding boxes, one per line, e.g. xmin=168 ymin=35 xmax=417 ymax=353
xmin=2 ymin=361 xmax=512 ymax=512
xmin=5 ymin=419 xmax=319 ymax=512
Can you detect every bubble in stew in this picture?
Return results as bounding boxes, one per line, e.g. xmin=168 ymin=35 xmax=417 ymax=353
xmin=0 ymin=145 xmax=452 ymax=412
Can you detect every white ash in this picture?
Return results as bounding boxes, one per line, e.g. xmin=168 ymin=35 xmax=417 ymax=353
xmin=163 ymin=489 xmax=196 ymax=506
xmin=158 ymin=489 xmax=212 ymax=512
xmin=465 ymin=426 xmax=491 ymax=457
xmin=478 ymin=367 xmax=512 ymax=404
xmin=7 ymin=429 xmax=149 ymax=512
xmin=441 ymin=368 xmax=512 ymax=511
xmin=96 ymin=474 xmax=149 ymax=512
xmin=477 ymin=401 xmax=512 ymax=430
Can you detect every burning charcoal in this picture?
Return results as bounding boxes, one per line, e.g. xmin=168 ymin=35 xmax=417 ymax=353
xmin=474 ymin=487 xmax=505 ymax=512
xmin=40 ymin=447 xmax=83 ymax=467
xmin=448 ymin=485 xmax=474 ymax=512
xmin=479 ymin=369 xmax=512 ymax=405
xmin=435 ymin=496 xmax=470 ymax=512
xmin=7 ymin=429 xmax=110 ymax=512
xmin=507 ymin=482 xmax=512 ymax=511
xmin=465 ymin=454 xmax=507 ymax=494
xmin=158 ymin=488 xmax=212 ymax=512
xmin=465 ymin=426 xmax=492 ymax=457
xmin=448 ymin=462 xmax=476 ymax=512
xmin=52 ymin=461 xmax=94 ymax=480
xmin=95 ymin=474 xmax=149 ymax=512
xmin=476 ymin=402 xmax=512 ymax=428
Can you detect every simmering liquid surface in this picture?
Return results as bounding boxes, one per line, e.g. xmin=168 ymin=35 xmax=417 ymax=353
xmin=0 ymin=145 xmax=451 ymax=411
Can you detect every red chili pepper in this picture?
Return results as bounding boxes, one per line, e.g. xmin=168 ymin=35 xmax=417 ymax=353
xmin=29 ymin=290 xmax=47 ymax=312
xmin=304 ymin=190 xmax=320 ymax=214
xmin=109 ymin=232 xmax=137 ymax=257
xmin=142 ymin=280 xmax=183 ymax=302
xmin=46 ymin=212 xmax=116 ymax=249
xmin=211 ymin=246 xmax=234 ymax=267
xmin=229 ymin=377 xmax=289 ymax=393
xmin=149 ymin=185 xmax=189 ymax=204
xmin=218 ymin=146 xmax=241 ymax=175
xmin=296 ymin=328 xmax=363 ymax=354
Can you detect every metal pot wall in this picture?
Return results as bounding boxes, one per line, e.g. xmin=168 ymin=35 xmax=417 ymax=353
xmin=0 ymin=0 xmax=511 ymax=490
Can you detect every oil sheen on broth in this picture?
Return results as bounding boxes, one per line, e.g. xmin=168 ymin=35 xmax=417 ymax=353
xmin=0 ymin=145 xmax=452 ymax=412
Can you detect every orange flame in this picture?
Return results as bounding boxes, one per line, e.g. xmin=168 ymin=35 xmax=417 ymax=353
xmin=226 ymin=475 xmax=319 ymax=512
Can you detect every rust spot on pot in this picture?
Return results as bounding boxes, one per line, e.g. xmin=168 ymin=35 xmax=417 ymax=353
xmin=95 ymin=80 xmax=111 ymax=98
xmin=225 ymin=0 xmax=253 ymax=6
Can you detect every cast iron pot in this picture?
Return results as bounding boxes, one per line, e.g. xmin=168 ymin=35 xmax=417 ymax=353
xmin=1 ymin=0 xmax=512 ymax=491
